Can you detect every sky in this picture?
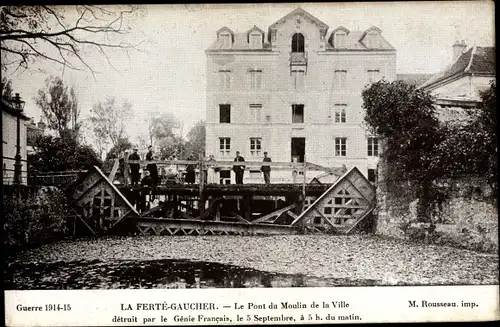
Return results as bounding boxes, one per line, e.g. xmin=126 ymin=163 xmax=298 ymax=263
xmin=4 ymin=2 xmax=495 ymax=149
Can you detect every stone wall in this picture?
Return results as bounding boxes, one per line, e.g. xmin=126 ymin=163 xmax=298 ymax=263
xmin=375 ymin=158 xmax=498 ymax=253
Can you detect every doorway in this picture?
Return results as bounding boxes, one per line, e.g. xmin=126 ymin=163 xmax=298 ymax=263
xmin=291 ymin=137 xmax=305 ymax=163
xmin=291 ymin=33 xmax=305 ymax=53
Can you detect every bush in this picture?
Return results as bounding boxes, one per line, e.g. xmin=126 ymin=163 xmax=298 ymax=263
xmin=3 ymin=187 xmax=70 ymax=249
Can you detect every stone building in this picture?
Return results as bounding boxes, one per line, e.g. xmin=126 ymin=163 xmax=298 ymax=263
xmin=419 ymin=42 xmax=495 ymax=122
xmin=205 ymin=8 xmax=396 ymax=184
xmin=2 ymin=97 xmax=30 ymax=185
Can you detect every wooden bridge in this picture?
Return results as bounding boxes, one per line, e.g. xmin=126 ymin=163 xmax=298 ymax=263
xmin=66 ymin=158 xmax=375 ymax=236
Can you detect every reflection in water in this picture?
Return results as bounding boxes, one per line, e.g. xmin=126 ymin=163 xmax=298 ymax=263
xmin=4 ymin=259 xmax=380 ymax=290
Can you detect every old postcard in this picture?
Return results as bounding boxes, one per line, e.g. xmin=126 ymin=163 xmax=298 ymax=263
xmin=2 ymin=2 xmax=498 ymax=326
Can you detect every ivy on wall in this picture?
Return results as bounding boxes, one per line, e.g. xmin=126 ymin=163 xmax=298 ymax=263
xmin=362 ymin=80 xmax=496 ymax=221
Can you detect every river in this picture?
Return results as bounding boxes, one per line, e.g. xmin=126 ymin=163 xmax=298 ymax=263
xmin=4 ymin=235 xmax=498 ymax=289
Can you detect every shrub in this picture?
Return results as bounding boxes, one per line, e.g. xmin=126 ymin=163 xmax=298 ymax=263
xmin=3 ymin=187 xmax=70 ymax=249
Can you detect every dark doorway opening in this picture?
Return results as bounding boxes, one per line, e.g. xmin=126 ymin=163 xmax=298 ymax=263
xmin=291 ymin=137 xmax=305 ymax=163
xmin=291 ymin=33 xmax=305 ymax=53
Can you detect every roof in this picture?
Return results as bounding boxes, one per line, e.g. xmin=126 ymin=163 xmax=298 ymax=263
xmin=206 ymin=32 xmax=273 ymax=51
xmin=396 ymin=73 xmax=434 ymax=87
xmin=269 ymin=7 xmax=329 ymax=30
xmin=419 ymin=46 xmax=495 ymax=90
xmin=208 ymin=8 xmax=395 ymax=52
xmin=247 ymin=25 xmax=265 ymax=35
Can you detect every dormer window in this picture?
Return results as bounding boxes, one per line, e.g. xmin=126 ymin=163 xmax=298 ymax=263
xmin=221 ymin=33 xmax=231 ymax=49
xmin=217 ymin=27 xmax=234 ymax=50
xmin=362 ymin=26 xmax=382 ymax=48
xmin=250 ymin=33 xmax=262 ymax=49
xmin=335 ymin=32 xmax=347 ymax=48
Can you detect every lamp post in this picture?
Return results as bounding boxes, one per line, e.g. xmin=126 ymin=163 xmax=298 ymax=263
xmin=12 ymin=93 xmax=26 ymax=186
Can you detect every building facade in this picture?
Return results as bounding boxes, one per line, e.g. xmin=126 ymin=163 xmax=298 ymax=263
xmin=205 ymin=8 xmax=396 ymax=183
xmin=2 ymin=98 xmax=30 ymax=185
xmin=419 ymin=42 xmax=495 ymax=122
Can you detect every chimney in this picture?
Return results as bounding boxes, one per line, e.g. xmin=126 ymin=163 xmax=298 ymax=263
xmin=452 ymin=40 xmax=467 ymax=63
xmin=37 ymin=120 xmax=46 ymax=130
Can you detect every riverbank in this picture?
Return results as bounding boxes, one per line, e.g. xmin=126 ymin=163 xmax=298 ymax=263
xmin=6 ymin=235 xmax=498 ymax=286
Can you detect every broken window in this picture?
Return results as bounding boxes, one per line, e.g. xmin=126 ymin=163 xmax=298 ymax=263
xmin=292 ymin=70 xmax=305 ymax=90
xmin=249 ymin=104 xmax=262 ymax=123
xmin=219 ymin=104 xmax=231 ymax=123
xmin=292 ymin=104 xmax=304 ymax=123
xmin=219 ymin=70 xmax=231 ymax=89
xmin=250 ymin=137 xmax=262 ymax=157
xmin=334 ymin=104 xmax=347 ymax=123
xmin=367 ymin=137 xmax=379 ymax=156
xmin=219 ymin=137 xmax=231 ymax=156
xmin=335 ymin=137 xmax=347 ymax=156
xmin=248 ymin=69 xmax=262 ymax=89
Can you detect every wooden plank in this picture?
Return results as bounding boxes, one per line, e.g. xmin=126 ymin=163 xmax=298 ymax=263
xmin=286 ymin=211 xmax=301 ymax=225
xmin=312 ymin=207 xmax=338 ymax=230
xmin=123 ymin=153 xmax=130 ymax=184
xmin=198 ymin=155 xmax=205 ymax=219
xmin=253 ymin=204 xmax=296 ymax=223
xmin=228 ymin=211 xmax=250 ymax=224
xmin=108 ymin=158 xmax=120 ymax=182
xmin=74 ymin=212 xmax=97 ymax=236
xmin=136 ymin=217 xmax=299 ymax=235
xmin=344 ymin=208 xmax=374 ymax=235
xmin=70 ymin=171 xmax=102 ymax=201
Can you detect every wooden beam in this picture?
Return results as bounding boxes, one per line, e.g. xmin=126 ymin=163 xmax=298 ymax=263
xmin=312 ymin=207 xmax=338 ymax=231
xmin=198 ymin=154 xmax=205 ymax=219
xmin=123 ymin=153 xmax=130 ymax=185
xmin=228 ymin=211 xmax=251 ymax=224
xmin=108 ymin=158 xmax=120 ymax=182
xmin=286 ymin=210 xmax=301 ymax=225
xmin=344 ymin=208 xmax=374 ymax=235
xmin=252 ymin=204 xmax=296 ymax=223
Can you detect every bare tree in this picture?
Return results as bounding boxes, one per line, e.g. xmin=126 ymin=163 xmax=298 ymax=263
xmin=0 ymin=5 xmax=144 ymax=76
xmin=34 ymin=75 xmax=78 ymax=136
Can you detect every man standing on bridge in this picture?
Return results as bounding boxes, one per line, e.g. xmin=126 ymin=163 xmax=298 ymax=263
xmin=129 ymin=147 xmax=141 ymax=186
xmin=232 ymin=151 xmax=245 ymax=184
xmin=261 ymin=151 xmax=271 ymax=184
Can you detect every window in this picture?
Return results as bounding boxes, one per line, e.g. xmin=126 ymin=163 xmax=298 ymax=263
xmin=249 ymin=104 xmax=262 ymax=123
xmin=219 ymin=138 xmax=231 ymax=156
xmin=219 ymin=170 xmax=231 ymax=184
xmin=291 ymin=33 xmax=305 ymax=53
xmin=221 ymin=33 xmax=231 ymax=49
xmin=248 ymin=69 xmax=262 ymax=89
xmin=249 ymin=33 xmax=261 ymax=49
xmin=292 ymin=104 xmax=304 ymax=123
xmin=335 ymin=137 xmax=347 ymax=156
xmin=367 ymin=137 xmax=379 ymax=156
xmin=334 ymin=104 xmax=347 ymax=123
xmin=334 ymin=70 xmax=347 ymax=89
xmin=292 ymin=70 xmax=305 ymax=90
xmin=335 ymin=32 xmax=347 ymax=48
xmin=367 ymin=69 xmax=380 ymax=83
xmin=219 ymin=70 xmax=231 ymax=89
xmin=219 ymin=104 xmax=231 ymax=123
xmin=250 ymin=138 xmax=262 ymax=156
xmin=368 ymin=169 xmax=376 ymax=184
